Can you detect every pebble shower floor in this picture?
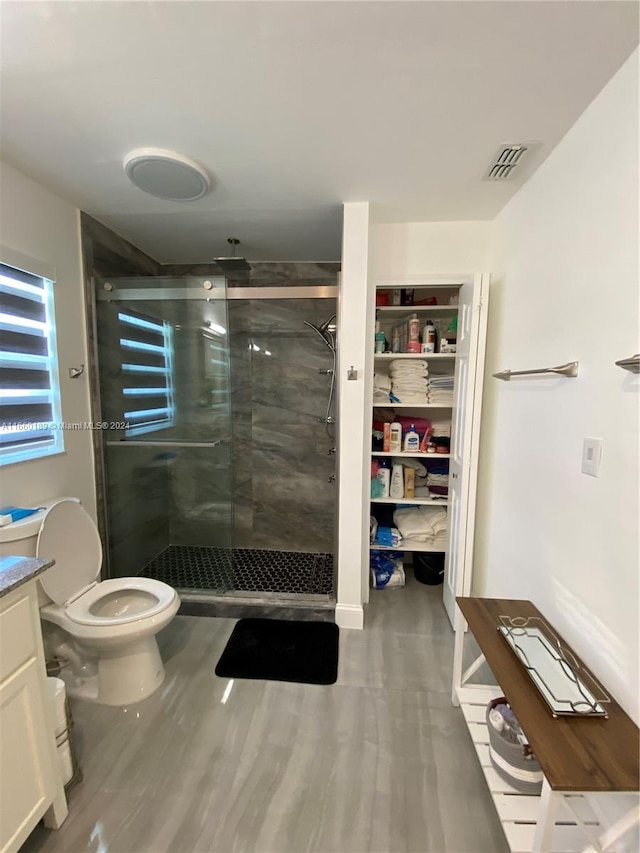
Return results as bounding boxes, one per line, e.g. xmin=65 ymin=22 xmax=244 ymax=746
xmin=141 ymin=545 xmax=334 ymax=596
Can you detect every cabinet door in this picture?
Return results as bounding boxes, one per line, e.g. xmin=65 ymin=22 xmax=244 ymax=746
xmin=443 ymin=273 xmax=490 ymax=627
xmin=0 ymin=659 xmax=57 ymax=853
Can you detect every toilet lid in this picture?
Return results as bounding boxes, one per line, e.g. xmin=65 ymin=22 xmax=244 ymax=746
xmin=36 ymin=499 xmax=102 ymax=605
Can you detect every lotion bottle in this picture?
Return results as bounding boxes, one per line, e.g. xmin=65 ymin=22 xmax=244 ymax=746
xmin=389 ymin=463 xmax=404 ymax=499
xmin=389 ymin=422 xmax=402 ymax=454
xmin=403 ymin=424 xmax=420 ymax=452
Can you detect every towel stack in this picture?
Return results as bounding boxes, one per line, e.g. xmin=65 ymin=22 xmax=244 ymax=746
xmin=393 ymin=506 xmax=447 ymax=548
xmin=430 ymin=419 xmax=451 ymax=438
xmin=426 ymin=460 xmax=449 ymax=497
xmin=428 ymin=373 xmax=455 ymax=405
xmin=389 ymin=359 xmax=429 ymax=403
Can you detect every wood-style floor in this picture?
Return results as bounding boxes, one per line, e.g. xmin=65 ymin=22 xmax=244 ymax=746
xmin=23 ymin=575 xmax=508 ymax=853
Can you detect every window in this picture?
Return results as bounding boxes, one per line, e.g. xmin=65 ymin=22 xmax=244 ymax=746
xmin=0 ymin=262 xmax=63 ymax=465
xmin=118 ymin=310 xmax=175 ymax=436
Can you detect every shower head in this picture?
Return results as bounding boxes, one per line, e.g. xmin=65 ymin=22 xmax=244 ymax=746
xmin=214 ymin=238 xmax=251 ymax=272
xmin=304 ymin=314 xmax=337 ymax=354
xmin=318 ymin=314 xmax=337 ymax=336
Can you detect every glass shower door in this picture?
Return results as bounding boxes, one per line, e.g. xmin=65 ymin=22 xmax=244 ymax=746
xmin=94 ymin=276 xmax=234 ymax=593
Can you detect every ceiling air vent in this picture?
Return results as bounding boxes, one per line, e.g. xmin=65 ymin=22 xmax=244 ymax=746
xmin=485 ymin=143 xmax=537 ymax=181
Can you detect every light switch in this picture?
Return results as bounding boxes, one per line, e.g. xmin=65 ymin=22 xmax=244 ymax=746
xmin=582 ymin=438 xmax=603 ymax=477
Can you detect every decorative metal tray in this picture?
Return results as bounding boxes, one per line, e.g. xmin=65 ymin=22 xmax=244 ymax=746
xmin=498 ymin=616 xmax=609 ymax=718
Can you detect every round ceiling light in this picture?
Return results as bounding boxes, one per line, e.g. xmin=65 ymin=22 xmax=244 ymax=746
xmin=123 ymin=148 xmax=211 ymax=201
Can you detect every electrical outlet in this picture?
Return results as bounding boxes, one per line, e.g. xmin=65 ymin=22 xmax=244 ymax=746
xmin=582 ymin=438 xmax=603 ymax=477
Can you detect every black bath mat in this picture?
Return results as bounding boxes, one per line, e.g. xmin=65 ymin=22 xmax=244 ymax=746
xmin=215 ymin=618 xmax=339 ymax=685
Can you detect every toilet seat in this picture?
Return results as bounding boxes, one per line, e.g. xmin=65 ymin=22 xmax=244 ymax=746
xmin=65 ymin=577 xmax=176 ymax=626
xmin=36 ymin=498 xmax=177 ymax=627
xmin=37 ymin=498 xmax=102 ymax=606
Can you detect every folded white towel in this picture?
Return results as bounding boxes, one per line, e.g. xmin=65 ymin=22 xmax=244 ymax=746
xmin=390 ymin=359 xmax=429 ymax=371
xmin=430 ymin=421 xmax=451 ymax=437
xmin=394 ymin=394 xmax=430 ymax=403
xmin=392 ymin=386 xmax=429 ymax=395
xmin=374 ymin=373 xmax=392 ymax=390
xmin=390 ymin=364 xmax=429 ymax=376
xmin=393 ymin=508 xmax=432 ymax=541
xmin=389 ymin=362 xmax=429 ymax=376
xmin=393 ymin=506 xmax=447 ymax=541
xmin=392 ymin=384 xmax=429 ymax=391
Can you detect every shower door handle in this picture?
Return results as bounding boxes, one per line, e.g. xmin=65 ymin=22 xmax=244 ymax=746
xmin=106 ymin=438 xmax=229 ymax=448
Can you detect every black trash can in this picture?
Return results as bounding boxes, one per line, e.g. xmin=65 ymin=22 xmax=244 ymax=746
xmin=413 ymin=552 xmax=445 ymax=585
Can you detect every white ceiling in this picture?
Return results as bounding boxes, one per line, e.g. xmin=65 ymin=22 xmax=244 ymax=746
xmin=0 ymin=1 xmax=637 ymax=263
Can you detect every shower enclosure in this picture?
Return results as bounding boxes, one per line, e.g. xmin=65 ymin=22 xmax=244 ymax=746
xmin=93 ymin=274 xmax=338 ymax=602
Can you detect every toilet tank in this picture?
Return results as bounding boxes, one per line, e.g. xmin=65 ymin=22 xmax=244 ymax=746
xmin=0 ymin=498 xmax=79 ymax=604
xmin=0 ymin=510 xmax=46 ymax=557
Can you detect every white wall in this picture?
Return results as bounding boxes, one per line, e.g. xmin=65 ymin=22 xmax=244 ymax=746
xmin=336 ymin=202 xmax=374 ymax=629
xmin=369 ymin=220 xmax=492 ymax=278
xmin=474 ymin=50 xmax=639 ymax=722
xmin=0 ymin=161 xmax=96 ymax=517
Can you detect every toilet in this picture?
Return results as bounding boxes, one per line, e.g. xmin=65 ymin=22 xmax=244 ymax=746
xmin=0 ymin=497 xmax=180 ymax=706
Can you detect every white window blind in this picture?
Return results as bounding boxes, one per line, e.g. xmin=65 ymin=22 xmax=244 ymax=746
xmin=0 ymin=262 xmax=64 ymax=465
xmin=118 ymin=310 xmax=175 ymax=436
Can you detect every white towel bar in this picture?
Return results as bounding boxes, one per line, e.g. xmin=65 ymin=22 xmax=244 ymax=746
xmin=493 ymin=361 xmax=579 ymax=381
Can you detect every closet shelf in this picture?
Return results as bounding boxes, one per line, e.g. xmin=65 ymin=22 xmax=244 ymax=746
xmin=371 ymin=451 xmax=450 ymax=458
xmin=376 ymin=305 xmax=458 ymax=315
xmin=370 ymin=542 xmax=447 ymax=553
xmin=374 ymin=353 xmax=456 ymax=360
xmin=371 ymin=497 xmax=449 ymax=506
xmin=372 ymin=403 xmax=452 ymax=408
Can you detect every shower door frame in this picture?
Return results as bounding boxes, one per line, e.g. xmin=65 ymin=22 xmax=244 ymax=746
xmin=86 ymin=276 xmax=340 ymax=597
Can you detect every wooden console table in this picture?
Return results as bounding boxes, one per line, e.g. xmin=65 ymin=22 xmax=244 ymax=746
xmin=452 ymin=597 xmax=639 ymax=853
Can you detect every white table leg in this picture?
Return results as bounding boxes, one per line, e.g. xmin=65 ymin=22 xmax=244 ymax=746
xmin=584 ymin=802 xmax=640 ymax=852
xmin=532 ymin=778 xmax=561 ymax=853
xmin=451 ymin=615 xmax=465 ymax=706
xmin=43 ymin=784 xmax=68 ymax=829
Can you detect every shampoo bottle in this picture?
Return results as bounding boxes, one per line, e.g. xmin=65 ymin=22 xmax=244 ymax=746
xmin=421 ymin=321 xmax=436 ymax=354
xmin=389 ymin=463 xmax=404 ymax=499
xmin=377 ymin=459 xmax=391 ymax=498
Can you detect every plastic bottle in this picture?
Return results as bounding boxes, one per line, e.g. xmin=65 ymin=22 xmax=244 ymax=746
xmin=403 ymin=424 xmax=420 ymax=452
xmin=375 ymin=331 xmax=386 ymax=353
xmin=389 ymin=463 xmax=404 ymax=499
xmin=407 ymin=314 xmax=421 ymax=354
xmin=404 ymin=466 xmax=415 ymax=498
xmin=389 ymin=422 xmax=402 ymax=454
xmin=421 ymin=321 xmax=436 ymax=354
xmin=391 ymin=327 xmax=401 ymax=353
xmin=377 ymin=459 xmax=391 ymax=498
xmin=440 ymin=315 xmax=458 ymax=353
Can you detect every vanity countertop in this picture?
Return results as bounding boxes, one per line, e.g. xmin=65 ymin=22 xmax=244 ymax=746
xmin=0 ymin=555 xmax=54 ymax=598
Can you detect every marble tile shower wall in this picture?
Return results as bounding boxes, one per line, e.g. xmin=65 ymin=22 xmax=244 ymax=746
xmin=228 ymin=297 xmax=337 ymax=553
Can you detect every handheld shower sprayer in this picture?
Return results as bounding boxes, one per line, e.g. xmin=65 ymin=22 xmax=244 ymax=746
xmin=303 ymin=314 xmax=336 ymax=353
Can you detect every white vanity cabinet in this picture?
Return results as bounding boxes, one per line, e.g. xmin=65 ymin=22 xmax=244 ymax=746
xmin=0 ymin=577 xmax=67 ymax=853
